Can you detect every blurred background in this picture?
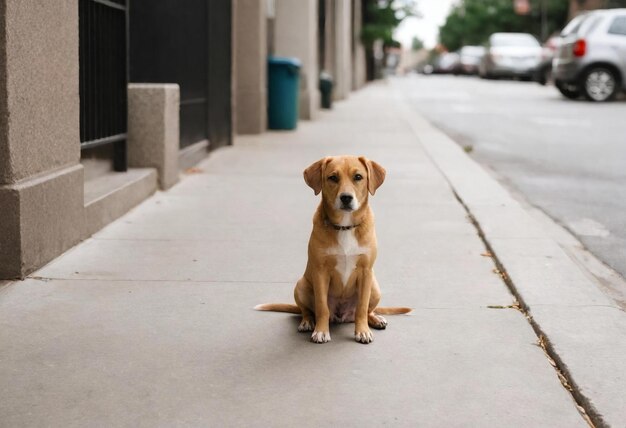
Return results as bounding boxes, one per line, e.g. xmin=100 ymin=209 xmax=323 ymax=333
xmin=390 ymin=0 xmax=626 ymax=286
xmin=2 ymin=0 xmax=625 ymax=286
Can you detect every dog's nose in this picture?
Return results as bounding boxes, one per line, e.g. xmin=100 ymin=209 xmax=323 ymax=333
xmin=340 ymin=194 xmax=353 ymax=205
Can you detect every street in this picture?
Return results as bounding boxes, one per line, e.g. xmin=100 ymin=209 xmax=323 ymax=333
xmin=399 ymin=74 xmax=626 ymax=281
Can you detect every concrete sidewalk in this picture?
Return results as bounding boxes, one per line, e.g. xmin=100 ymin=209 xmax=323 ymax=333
xmin=0 ymin=82 xmax=616 ymax=427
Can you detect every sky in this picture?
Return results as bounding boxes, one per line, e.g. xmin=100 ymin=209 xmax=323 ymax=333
xmin=394 ymin=0 xmax=459 ymax=49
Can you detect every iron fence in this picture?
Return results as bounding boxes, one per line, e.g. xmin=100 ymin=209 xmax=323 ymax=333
xmin=79 ymin=0 xmax=128 ymax=171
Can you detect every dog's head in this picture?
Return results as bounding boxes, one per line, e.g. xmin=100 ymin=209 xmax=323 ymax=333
xmin=303 ymin=156 xmax=386 ymax=213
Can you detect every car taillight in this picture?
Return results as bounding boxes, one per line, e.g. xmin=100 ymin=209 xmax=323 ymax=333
xmin=573 ymin=39 xmax=586 ymax=57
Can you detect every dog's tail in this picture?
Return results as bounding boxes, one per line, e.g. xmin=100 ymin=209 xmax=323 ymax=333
xmin=374 ymin=307 xmax=413 ymax=315
xmin=254 ymin=303 xmax=301 ymax=314
xmin=254 ymin=303 xmax=411 ymax=315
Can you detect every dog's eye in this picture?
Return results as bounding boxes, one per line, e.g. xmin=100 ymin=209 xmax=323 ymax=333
xmin=328 ymin=175 xmax=339 ymax=183
xmin=354 ymin=174 xmax=363 ymax=181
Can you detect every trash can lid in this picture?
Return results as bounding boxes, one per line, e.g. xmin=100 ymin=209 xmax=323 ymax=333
xmin=268 ymin=56 xmax=301 ymax=68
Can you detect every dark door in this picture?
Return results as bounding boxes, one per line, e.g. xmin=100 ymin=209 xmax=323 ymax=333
xmin=129 ymin=0 xmax=231 ymax=150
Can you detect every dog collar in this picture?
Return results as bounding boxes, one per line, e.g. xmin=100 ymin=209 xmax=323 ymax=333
xmin=325 ymin=219 xmax=360 ymax=231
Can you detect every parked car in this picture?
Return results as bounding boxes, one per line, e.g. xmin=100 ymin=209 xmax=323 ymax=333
xmin=479 ymin=33 xmax=543 ymax=80
xmin=535 ymin=36 xmax=561 ymax=85
xmin=420 ymin=63 xmax=435 ymax=75
xmin=434 ymin=52 xmax=460 ymax=74
xmin=457 ymin=46 xmax=486 ymax=75
xmin=553 ymin=8 xmax=626 ymax=101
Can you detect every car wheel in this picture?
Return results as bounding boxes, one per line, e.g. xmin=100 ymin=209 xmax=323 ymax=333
xmin=582 ymin=67 xmax=619 ymax=102
xmin=555 ymin=79 xmax=580 ymax=100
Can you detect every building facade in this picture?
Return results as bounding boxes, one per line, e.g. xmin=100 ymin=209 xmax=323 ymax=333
xmin=0 ymin=0 xmax=366 ymax=279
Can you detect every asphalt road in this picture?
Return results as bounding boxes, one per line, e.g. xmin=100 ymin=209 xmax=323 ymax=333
xmin=399 ymin=74 xmax=626 ymax=280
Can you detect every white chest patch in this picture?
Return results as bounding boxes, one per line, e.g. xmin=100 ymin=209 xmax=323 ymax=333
xmin=327 ymin=230 xmax=369 ymax=286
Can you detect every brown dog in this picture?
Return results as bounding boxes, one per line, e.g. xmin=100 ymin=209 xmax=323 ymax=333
xmin=256 ymin=156 xmax=410 ymax=344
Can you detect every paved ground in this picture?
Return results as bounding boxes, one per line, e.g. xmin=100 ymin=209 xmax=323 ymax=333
xmin=399 ymin=74 xmax=626 ymax=280
xmin=0 ymin=82 xmax=615 ymax=427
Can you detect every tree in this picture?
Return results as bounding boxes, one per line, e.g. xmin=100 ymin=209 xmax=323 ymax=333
xmin=439 ymin=0 xmax=569 ymax=52
xmin=362 ymin=0 xmax=420 ymax=80
xmin=412 ymin=36 xmax=424 ymax=51
xmin=362 ymin=0 xmax=419 ymax=47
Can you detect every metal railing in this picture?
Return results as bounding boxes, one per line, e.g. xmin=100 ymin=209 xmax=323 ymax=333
xmin=79 ymin=0 xmax=128 ymax=171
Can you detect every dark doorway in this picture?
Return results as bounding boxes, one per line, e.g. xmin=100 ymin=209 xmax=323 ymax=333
xmin=129 ymin=0 xmax=232 ymax=150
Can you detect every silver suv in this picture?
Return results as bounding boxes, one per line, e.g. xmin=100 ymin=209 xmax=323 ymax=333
xmin=553 ymin=9 xmax=626 ymax=101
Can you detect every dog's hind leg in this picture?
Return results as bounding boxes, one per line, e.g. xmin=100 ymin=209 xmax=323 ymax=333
xmin=294 ymin=278 xmax=315 ymax=332
xmin=367 ymin=275 xmax=387 ymax=330
xmin=368 ymin=313 xmax=387 ymax=330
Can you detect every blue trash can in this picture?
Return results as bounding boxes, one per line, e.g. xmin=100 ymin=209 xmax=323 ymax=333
xmin=268 ymin=56 xmax=301 ymax=130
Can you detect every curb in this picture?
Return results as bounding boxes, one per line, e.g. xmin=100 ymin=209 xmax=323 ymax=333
xmin=393 ymin=82 xmax=626 ymax=428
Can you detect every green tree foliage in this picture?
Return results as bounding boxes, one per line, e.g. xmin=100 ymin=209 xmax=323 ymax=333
xmin=361 ymin=0 xmax=420 ymax=80
xmin=439 ymin=0 xmax=569 ymax=52
xmin=412 ymin=36 xmax=424 ymax=51
xmin=361 ymin=0 xmax=420 ymax=48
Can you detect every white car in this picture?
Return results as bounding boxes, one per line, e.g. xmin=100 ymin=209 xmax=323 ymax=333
xmin=553 ymin=9 xmax=626 ymax=101
xmin=479 ymin=33 xmax=543 ymax=80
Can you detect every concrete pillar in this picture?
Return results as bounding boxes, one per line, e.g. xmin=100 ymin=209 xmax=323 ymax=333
xmin=352 ymin=0 xmax=366 ymax=90
xmin=274 ymin=0 xmax=319 ymax=120
xmin=333 ymin=0 xmax=352 ymax=100
xmin=127 ymin=84 xmax=180 ymax=190
xmin=0 ymin=0 xmax=84 ymax=279
xmin=234 ymin=0 xmax=267 ymax=134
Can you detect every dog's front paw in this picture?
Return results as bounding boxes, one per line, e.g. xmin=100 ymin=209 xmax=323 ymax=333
xmin=355 ymin=329 xmax=374 ymax=344
xmin=311 ymin=330 xmax=331 ymax=343
xmin=298 ymin=319 xmax=315 ymax=332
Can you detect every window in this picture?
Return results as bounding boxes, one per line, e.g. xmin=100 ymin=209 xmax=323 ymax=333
xmin=561 ymin=14 xmax=588 ymax=36
xmin=608 ymin=16 xmax=626 ymax=36
xmin=491 ymin=34 xmax=540 ymax=47
xmin=581 ymin=16 xmax=603 ymax=36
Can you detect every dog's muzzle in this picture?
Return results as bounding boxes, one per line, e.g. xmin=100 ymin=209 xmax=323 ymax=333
xmin=339 ymin=193 xmax=354 ymax=211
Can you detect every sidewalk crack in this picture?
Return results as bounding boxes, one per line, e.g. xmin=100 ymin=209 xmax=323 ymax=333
xmin=461 ymin=202 xmax=602 ymax=428
xmin=400 ymin=90 xmax=604 ymax=427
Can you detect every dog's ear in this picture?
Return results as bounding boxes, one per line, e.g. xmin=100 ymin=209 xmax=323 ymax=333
xmin=303 ymin=157 xmax=328 ymax=195
xmin=359 ymin=157 xmax=386 ymax=195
